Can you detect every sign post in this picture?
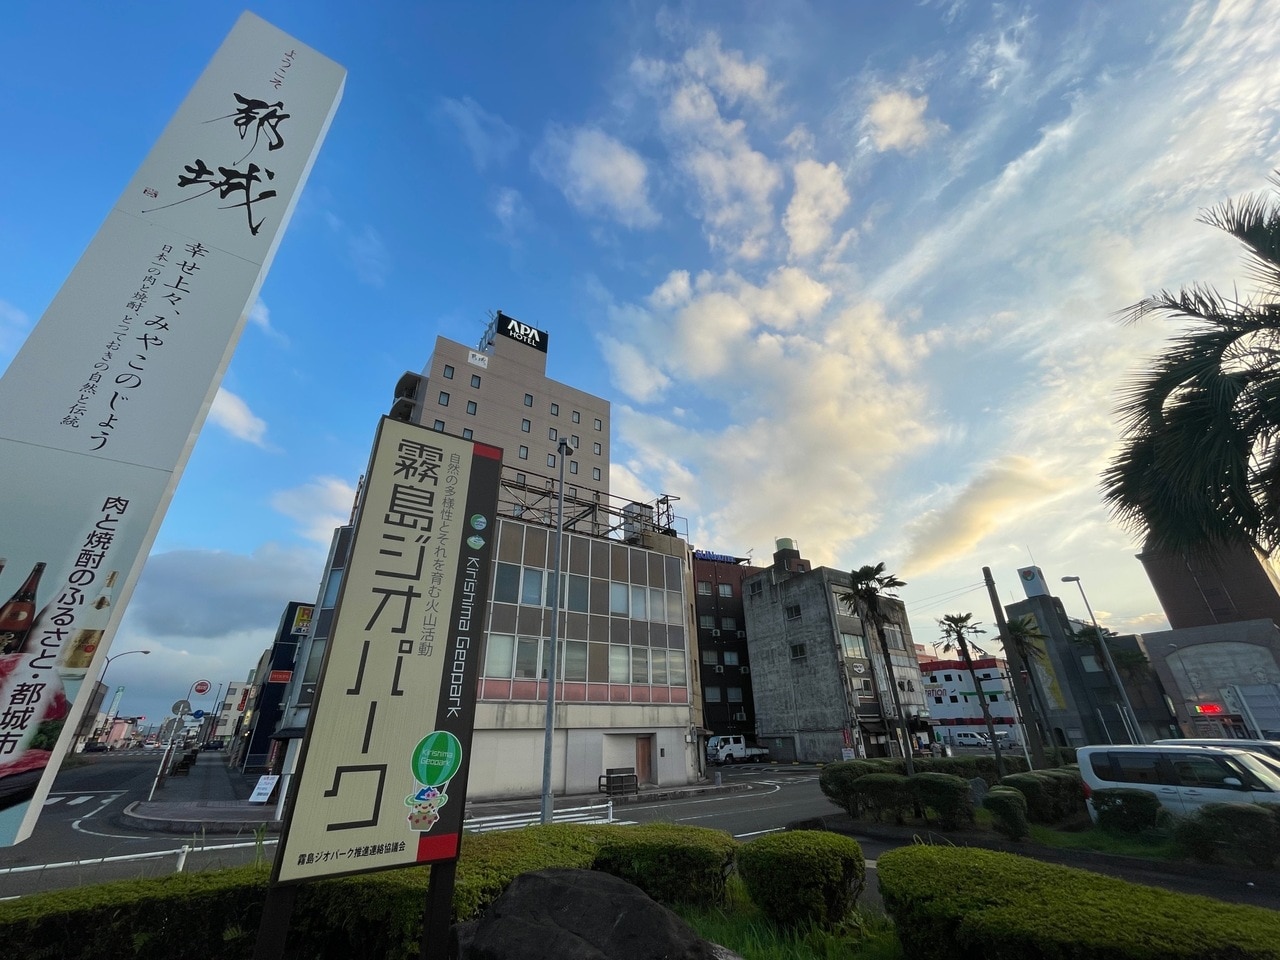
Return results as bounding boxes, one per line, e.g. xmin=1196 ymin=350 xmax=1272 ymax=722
xmin=254 ymin=419 xmax=502 ymax=958
xmin=0 ymin=13 xmax=344 ymax=846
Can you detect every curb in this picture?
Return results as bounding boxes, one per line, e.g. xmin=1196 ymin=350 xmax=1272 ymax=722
xmin=121 ymin=800 xmax=281 ymax=835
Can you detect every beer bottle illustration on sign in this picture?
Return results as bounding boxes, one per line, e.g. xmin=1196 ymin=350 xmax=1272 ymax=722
xmin=0 ymin=562 xmax=46 ymax=654
xmin=59 ymin=570 xmax=120 ymax=670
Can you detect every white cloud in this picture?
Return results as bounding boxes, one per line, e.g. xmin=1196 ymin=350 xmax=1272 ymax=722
xmin=246 ymin=298 xmax=288 ymax=345
xmin=865 ymin=90 xmax=941 ymax=153
xmin=535 ymin=126 xmax=659 ymax=228
xmin=208 ymin=388 xmax=269 ymax=447
xmin=349 ymin=225 xmax=390 ymax=286
xmin=436 ymin=96 xmax=518 ymax=170
xmin=271 ymin=476 xmax=359 ymax=545
xmin=783 ymin=160 xmax=851 ymax=259
xmin=681 ymin=33 xmax=773 ymax=107
xmin=600 ymin=336 xmax=671 ymax=403
xmin=490 ymin=186 xmax=531 ymax=241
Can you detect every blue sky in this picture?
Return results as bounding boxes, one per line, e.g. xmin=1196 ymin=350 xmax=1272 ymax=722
xmin=4 ymin=0 xmax=1280 ymax=728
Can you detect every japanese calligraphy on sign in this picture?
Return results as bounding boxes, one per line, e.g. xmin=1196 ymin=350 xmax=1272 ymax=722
xmin=274 ymin=419 xmax=501 ymax=885
xmin=0 ymin=13 xmax=343 ymax=846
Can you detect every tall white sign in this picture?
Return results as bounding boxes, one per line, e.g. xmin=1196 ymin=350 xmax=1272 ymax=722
xmin=0 ymin=13 xmax=344 ymax=845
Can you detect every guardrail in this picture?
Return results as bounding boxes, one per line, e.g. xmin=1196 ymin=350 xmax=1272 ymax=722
xmin=0 ymin=837 xmax=278 ymax=880
xmin=463 ymin=801 xmax=614 ymax=833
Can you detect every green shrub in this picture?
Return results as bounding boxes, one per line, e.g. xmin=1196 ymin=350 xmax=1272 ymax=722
xmin=819 ymin=760 xmax=885 ymax=815
xmin=1037 ymin=767 xmax=1086 ymax=821
xmin=591 ymin=824 xmax=738 ymax=907
xmin=737 ymin=830 xmax=864 ymax=929
xmin=878 ymin=845 xmax=1280 ymax=960
xmin=970 ymin=753 xmax=1030 ymax=782
xmin=983 ymin=786 xmax=1029 ymax=840
xmin=909 ymin=773 xmax=974 ymax=830
xmin=848 ymin=773 xmax=913 ymax=823
xmin=1091 ymin=787 xmax=1163 ymax=834
xmin=999 ymin=772 xmax=1053 ymax=823
xmin=1174 ymin=803 xmax=1280 ymax=868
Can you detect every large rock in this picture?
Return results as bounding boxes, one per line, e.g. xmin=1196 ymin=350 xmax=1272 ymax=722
xmin=451 ymin=868 xmax=740 ymax=960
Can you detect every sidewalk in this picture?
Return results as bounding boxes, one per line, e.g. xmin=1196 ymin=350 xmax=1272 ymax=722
xmin=120 ymin=752 xmax=753 ymax=834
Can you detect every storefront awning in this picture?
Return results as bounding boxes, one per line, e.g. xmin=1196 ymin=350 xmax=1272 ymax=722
xmin=857 ymin=719 xmax=887 ymax=734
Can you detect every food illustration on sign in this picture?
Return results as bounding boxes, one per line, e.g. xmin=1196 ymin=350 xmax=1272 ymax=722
xmin=405 ymin=729 xmax=463 ymax=834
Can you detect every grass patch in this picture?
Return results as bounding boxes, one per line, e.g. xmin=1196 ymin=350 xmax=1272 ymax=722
xmin=1029 ymin=823 xmax=1181 ymax=859
xmin=674 ymin=876 xmax=902 ymax=960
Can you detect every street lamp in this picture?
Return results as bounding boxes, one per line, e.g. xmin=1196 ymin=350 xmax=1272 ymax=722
xmin=540 ymin=439 xmax=573 ymax=824
xmin=1061 ymin=576 xmax=1144 ymax=744
xmin=95 ymin=649 xmax=151 ymax=740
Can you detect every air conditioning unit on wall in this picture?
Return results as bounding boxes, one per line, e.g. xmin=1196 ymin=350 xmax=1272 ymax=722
xmin=736 ymin=630 xmax=746 ymax=638
xmin=711 ymin=629 xmax=721 ymax=637
xmin=733 ymin=712 xmax=747 ymax=721
xmin=740 ymin=666 xmax=750 ymax=674
xmin=714 ymin=665 xmax=725 ymax=673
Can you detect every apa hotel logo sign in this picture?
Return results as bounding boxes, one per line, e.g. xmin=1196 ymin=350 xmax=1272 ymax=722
xmin=495 ymin=310 xmax=549 ymax=353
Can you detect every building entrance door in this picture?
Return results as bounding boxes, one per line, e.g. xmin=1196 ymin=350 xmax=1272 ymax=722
xmin=635 ymin=735 xmax=653 ymax=783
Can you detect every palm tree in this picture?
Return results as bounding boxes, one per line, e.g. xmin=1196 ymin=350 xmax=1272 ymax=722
xmin=938 ymin=613 xmax=1005 ymax=779
xmin=841 ymin=563 xmax=915 ymax=775
xmin=1004 ymin=614 xmax=1055 ymax=749
xmin=1102 ymin=174 xmax=1280 ymax=558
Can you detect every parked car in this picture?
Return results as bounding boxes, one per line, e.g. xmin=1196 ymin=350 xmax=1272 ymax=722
xmin=948 ymin=731 xmax=991 ymax=748
xmin=82 ymin=742 xmax=108 ymax=753
xmin=202 ymin=739 xmax=225 ymax=751
xmin=1078 ymin=743 xmax=1280 ymax=820
xmin=1152 ymin=737 xmax=1280 ymax=763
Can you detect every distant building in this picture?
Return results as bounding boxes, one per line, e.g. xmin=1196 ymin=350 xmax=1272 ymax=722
xmin=918 ymin=656 xmax=1020 ymax=743
xmin=235 ymin=601 xmax=308 ymax=772
xmin=693 ymin=552 xmax=763 ymax=740
xmin=742 ymin=540 xmax=928 ymax=762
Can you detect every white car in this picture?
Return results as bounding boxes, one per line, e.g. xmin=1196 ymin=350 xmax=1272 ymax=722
xmin=1078 ymin=743 xmax=1280 ymax=819
xmin=1152 ymin=737 xmax=1280 ymax=764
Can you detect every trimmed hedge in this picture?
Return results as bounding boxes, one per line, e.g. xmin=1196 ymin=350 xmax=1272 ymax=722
xmin=983 ymin=786 xmax=1029 ymax=840
xmin=1174 ymin=802 xmax=1280 ymax=868
xmin=847 ymin=773 xmax=914 ymax=824
xmin=999 ymin=769 xmax=1085 ymax=824
xmin=878 ymin=845 xmax=1280 ymax=960
xmin=0 ymin=823 xmax=739 ymax=960
xmin=1091 ymin=787 xmax=1163 ymax=835
xmin=910 ymin=772 xmax=974 ymax=830
xmin=737 ymin=830 xmax=865 ymax=928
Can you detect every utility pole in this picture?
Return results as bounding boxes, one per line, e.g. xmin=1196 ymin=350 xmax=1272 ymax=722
xmin=983 ymin=566 xmax=1048 ymax=769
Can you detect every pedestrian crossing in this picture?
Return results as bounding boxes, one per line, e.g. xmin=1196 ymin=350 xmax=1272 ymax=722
xmin=43 ymin=792 xmax=123 ymax=808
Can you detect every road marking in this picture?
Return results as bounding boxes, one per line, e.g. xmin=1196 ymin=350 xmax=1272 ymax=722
xmin=65 ymin=796 xmax=95 ymax=807
xmin=734 ymin=827 xmax=785 ymax=838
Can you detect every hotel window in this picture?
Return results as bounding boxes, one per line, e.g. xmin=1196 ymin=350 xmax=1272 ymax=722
xmin=442 ymin=365 xmax=454 ymax=379
xmin=470 ymin=374 xmax=481 ymax=388
xmin=518 ymin=446 xmax=528 ymax=460
xmin=524 ymin=394 xmax=534 ymax=407
xmin=515 ymin=472 xmax=526 ymax=484
xmin=697 ymin=581 xmax=712 ymax=595
xmin=705 ymin=686 xmax=722 ymax=703
xmin=727 ymin=687 xmax=743 ymax=703
xmin=521 ymin=419 xmax=531 ymax=433
xmin=549 ymin=427 xmax=558 ymax=441
xmin=592 ymin=468 xmax=601 ymax=481
xmin=723 ymin=650 xmax=739 ymax=666
xmin=571 ymin=435 xmax=580 ymax=447
xmin=547 ymin=454 xmax=556 ymax=467
xmin=433 ymin=420 xmax=445 ymax=431
xmin=699 ymin=614 xmax=716 ymax=630
xmin=702 ymin=650 xmax=718 ymax=665
xmin=550 ymin=403 xmax=559 ymax=416
xmin=593 ymin=442 xmax=602 ymax=455
xmin=462 ymin=428 xmax=473 ymax=440
xmin=438 ymin=392 xmax=449 ymax=406
xmin=718 ymin=583 xmax=732 ymax=598
xmin=569 ymin=461 xmax=578 ymax=474
xmin=721 ymin=616 xmax=737 ymax=631
xmin=466 ymin=400 xmax=477 ymax=415
xmin=572 ymin=411 xmax=581 ymax=423
xmin=594 ymin=418 xmax=603 ymax=430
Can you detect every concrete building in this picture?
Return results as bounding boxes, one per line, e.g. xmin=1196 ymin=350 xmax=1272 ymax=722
xmin=741 ymin=540 xmax=928 ymax=762
xmin=395 ymin=312 xmax=611 ymax=507
xmin=1137 ymin=538 xmax=1280 ymax=630
xmin=274 ymin=311 xmax=705 ymax=800
xmin=693 ymin=551 xmax=763 ymax=739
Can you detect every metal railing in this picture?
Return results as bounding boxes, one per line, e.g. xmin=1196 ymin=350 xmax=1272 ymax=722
xmin=0 ymin=838 xmax=277 ymax=879
xmin=463 ymin=801 xmax=614 ymax=833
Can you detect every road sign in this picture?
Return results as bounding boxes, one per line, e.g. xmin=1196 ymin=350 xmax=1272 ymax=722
xmin=193 ymin=679 xmax=212 ymax=696
xmin=192 ymin=709 xmax=205 ymax=719
xmin=172 ymin=699 xmax=191 ymax=716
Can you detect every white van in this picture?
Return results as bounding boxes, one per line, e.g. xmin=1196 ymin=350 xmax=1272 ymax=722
xmin=1152 ymin=738 xmax=1280 ymax=764
xmin=949 ymin=731 xmax=991 ymax=748
xmin=1078 ymin=744 xmax=1280 ymax=820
